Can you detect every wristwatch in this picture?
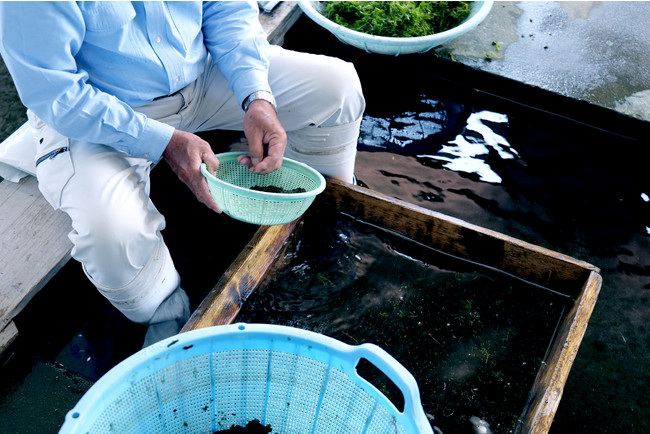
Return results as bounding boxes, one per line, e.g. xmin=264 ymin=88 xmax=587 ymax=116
xmin=242 ymin=90 xmax=277 ymax=112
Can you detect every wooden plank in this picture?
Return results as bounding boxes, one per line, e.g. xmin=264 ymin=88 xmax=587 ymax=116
xmin=182 ymin=218 xmax=302 ymax=331
xmin=0 ymin=321 xmax=18 ymax=354
xmin=319 ymin=178 xmax=599 ymax=296
xmin=0 ymin=176 xmax=72 ymax=332
xmin=259 ymin=1 xmax=302 ymax=45
xmin=521 ymin=270 xmax=602 ymax=433
xmin=185 ymin=179 xmax=602 ymax=331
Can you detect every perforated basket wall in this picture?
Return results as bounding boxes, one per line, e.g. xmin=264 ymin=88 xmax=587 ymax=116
xmin=60 ymin=324 xmax=433 ymax=434
xmin=201 ymin=152 xmax=326 ymax=225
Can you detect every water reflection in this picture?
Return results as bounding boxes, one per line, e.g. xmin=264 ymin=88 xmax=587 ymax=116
xmin=422 ymin=111 xmax=517 ymax=184
xmin=359 ymin=101 xmax=520 ymax=184
xmin=359 ymin=97 xmax=446 ymax=150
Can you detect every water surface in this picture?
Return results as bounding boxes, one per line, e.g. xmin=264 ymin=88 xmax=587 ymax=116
xmin=237 ymin=214 xmax=572 ymax=433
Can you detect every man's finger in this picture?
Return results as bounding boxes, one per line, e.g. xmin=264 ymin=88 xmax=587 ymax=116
xmin=248 ymin=143 xmax=263 ymax=170
xmin=251 ymin=155 xmax=282 ymax=174
xmin=194 ymin=175 xmax=221 ymax=213
xmin=237 ymin=154 xmax=253 ymax=168
xmin=201 ymin=151 xmax=220 ymax=175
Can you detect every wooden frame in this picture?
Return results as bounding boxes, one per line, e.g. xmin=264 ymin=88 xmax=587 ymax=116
xmin=182 ymin=178 xmax=602 ymax=433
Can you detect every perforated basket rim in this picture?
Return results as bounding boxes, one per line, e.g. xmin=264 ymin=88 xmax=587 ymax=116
xmin=60 ymin=323 xmax=433 ymax=434
xmin=201 ymin=152 xmax=326 ymax=201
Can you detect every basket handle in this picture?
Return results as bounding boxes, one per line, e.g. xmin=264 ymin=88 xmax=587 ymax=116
xmin=351 ymin=343 xmax=431 ymax=430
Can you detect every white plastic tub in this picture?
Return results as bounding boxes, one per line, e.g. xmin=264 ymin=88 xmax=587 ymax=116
xmin=298 ymin=1 xmax=494 ymax=56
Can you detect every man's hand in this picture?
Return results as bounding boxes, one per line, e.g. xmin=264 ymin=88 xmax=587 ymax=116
xmin=163 ymin=129 xmax=221 ymax=213
xmin=237 ymin=99 xmax=287 ymax=174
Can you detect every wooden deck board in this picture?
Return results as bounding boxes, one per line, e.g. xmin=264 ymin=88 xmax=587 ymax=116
xmin=0 ymin=176 xmax=72 ymax=333
xmin=0 ymin=2 xmax=301 ymax=354
xmin=0 ymin=321 xmax=18 ymax=355
xmin=259 ymin=1 xmax=302 ymax=45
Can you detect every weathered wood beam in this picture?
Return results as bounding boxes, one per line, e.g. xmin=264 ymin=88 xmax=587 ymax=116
xmin=259 ymin=2 xmax=302 ymax=45
xmin=0 ymin=321 xmax=18 ymax=355
xmin=319 ymin=178 xmax=599 ymax=296
xmin=0 ymin=176 xmax=72 ymax=332
xmin=520 ymin=270 xmax=602 ymax=433
xmin=182 ymin=218 xmax=301 ymax=331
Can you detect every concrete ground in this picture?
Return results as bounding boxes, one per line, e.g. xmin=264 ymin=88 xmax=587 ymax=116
xmin=442 ymin=1 xmax=650 ymax=123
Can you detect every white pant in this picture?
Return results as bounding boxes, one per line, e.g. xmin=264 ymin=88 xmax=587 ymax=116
xmin=32 ymin=46 xmax=365 ymax=325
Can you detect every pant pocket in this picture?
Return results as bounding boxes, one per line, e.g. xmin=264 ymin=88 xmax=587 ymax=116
xmin=35 ymin=140 xmax=74 ymax=210
xmin=29 ymin=110 xmax=75 ymax=209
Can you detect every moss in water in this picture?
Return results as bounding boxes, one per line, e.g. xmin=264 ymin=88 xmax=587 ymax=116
xmin=249 ymin=185 xmax=306 ymax=193
xmin=214 ymin=419 xmax=272 ymax=433
xmin=237 ymin=213 xmax=572 ymax=433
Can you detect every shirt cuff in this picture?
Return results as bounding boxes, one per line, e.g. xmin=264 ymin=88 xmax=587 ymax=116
xmin=132 ymin=118 xmax=175 ymax=162
xmin=234 ymin=69 xmax=272 ymax=109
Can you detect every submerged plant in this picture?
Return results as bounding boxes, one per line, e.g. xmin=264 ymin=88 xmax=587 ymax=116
xmin=324 ymin=1 xmax=472 ymax=38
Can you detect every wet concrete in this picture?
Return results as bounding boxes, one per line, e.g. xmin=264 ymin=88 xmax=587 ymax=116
xmin=442 ymin=1 xmax=650 ymax=122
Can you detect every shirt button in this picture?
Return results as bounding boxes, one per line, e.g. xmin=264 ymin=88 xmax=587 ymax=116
xmin=174 ymin=77 xmax=179 ymax=83
xmin=154 ymin=36 xmax=161 ymax=43
xmin=144 ymin=153 xmax=150 ymax=158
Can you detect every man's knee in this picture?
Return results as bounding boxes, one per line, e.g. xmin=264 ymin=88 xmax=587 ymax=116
xmin=269 ymin=47 xmax=365 ymax=128
xmin=310 ymin=57 xmax=365 ymax=126
xmin=73 ymin=229 xmax=162 ymax=290
xmin=67 ymin=187 xmax=166 ymax=288
xmin=86 ymin=206 xmax=157 ymax=250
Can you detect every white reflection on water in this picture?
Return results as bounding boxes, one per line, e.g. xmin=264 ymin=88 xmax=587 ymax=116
xmin=359 ymin=106 xmax=520 ymax=184
xmin=360 ymin=113 xmax=445 ymax=148
xmin=359 ymin=97 xmax=447 ymax=149
xmin=420 ymin=110 xmax=517 ymax=184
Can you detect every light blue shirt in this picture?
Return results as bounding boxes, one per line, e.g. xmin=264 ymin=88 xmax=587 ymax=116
xmin=0 ymin=1 xmax=270 ymax=162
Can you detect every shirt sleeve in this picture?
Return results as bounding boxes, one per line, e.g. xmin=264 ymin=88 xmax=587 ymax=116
xmin=201 ymin=1 xmax=272 ymax=108
xmin=0 ymin=2 xmax=173 ymax=162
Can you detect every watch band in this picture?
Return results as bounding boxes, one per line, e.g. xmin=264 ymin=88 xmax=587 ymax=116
xmin=242 ymin=90 xmax=277 ymax=112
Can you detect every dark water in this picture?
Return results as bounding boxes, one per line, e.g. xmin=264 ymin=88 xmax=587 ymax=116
xmin=237 ymin=213 xmax=572 ymax=433
xmin=279 ymin=18 xmax=650 ymax=433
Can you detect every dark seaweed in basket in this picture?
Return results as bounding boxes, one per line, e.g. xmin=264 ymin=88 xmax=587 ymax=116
xmin=214 ymin=419 xmax=272 ymax=433
xmin=250 ymin=185 xmax=306 ymax=193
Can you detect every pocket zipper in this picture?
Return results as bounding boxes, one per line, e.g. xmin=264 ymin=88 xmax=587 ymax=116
xmin=36 ymin=146 xmax=69 ymax=167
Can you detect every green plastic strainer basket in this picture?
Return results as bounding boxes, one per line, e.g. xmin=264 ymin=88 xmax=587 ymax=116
xmin=201 ymin=152 xmax=326 ymax=225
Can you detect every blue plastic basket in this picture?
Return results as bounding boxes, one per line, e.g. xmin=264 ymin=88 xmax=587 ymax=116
xmin=60 ymin=323 xmax=433 ymax=433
